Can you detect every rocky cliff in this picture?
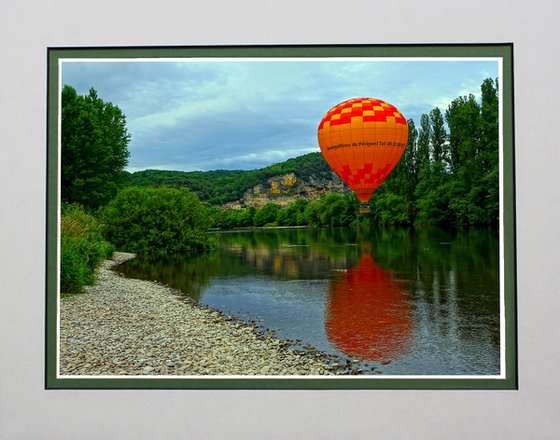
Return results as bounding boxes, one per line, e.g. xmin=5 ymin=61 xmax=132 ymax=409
xmin=222 ymin=171 xmax=349 ymax=209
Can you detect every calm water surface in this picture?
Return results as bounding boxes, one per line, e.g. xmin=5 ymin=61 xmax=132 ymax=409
xmin=118 ymin=227 xmax=500 ymax=375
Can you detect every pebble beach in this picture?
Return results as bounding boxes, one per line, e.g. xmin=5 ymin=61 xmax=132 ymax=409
xmin=59 ymin=252 xmax=349 ymax=376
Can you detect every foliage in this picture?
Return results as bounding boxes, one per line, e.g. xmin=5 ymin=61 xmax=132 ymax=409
xmin=276 ymin=199 xmax=309 ymax=226
xmin=379 ymin=77 xmax=499 ymax=226
xmin=443 ymin=77 xmax=500 ymax=224
xmin=60 ymin=204 xmax=115 ymax=293
xmin=253 ymin=203 xmax=280 ymax=227
xmin=207 ymin=193 xmax=361 ymax=229
xmin=99 ymin=186 xmax=217 ymax=256
xmin=61 ymin=85 xmax=130 ymax=210
xmin=372 ymin=193 xmax=411 ymax=225
xmin=126 ymin=152 xmax=333 ymax=205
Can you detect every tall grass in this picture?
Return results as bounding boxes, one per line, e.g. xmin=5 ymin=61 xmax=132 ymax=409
xmin=60 ymin=204 xmax=115 ymax=294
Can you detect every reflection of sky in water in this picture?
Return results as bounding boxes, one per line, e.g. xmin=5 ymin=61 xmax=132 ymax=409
xmin=203 ymin=277 xmax=331 ymax=347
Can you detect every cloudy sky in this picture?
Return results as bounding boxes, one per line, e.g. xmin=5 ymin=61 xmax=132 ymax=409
xmin=61 ymin=58 xmax=499 ymax=172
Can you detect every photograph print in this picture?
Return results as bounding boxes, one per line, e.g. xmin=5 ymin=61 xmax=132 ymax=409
xmin=46 ymin=45 xmax=516 ymax=389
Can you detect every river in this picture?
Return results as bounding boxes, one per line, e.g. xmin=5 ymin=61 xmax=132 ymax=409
xmin=116 ymin=226 xmax=501 ymax=376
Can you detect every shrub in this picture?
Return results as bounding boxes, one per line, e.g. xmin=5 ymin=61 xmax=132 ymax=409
xmin=60 ymin=204 xmax=115 ymax=293
xmin=100 ymin=186 xmax=217 ymax=256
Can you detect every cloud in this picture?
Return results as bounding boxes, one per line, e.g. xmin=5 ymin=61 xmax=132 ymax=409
xmin=61 ymin=58 xmax=498 ymax=172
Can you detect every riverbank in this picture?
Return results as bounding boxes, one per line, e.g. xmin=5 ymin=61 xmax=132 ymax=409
xmin=59 ymin=252 xmax=348 ymax=376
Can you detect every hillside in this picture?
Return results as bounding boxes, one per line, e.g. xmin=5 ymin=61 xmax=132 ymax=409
xmin=126 ymin=152 xmax=347 ymax=207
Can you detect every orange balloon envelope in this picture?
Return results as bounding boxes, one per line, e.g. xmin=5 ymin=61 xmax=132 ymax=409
xmin=325 ymin=254 xmax=413 ymax=362
xmin=318 ymin=98 xmax=408 ymax=203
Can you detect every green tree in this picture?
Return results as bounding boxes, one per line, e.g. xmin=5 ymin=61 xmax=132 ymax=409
xmin=480 ymin=78 xmax=499 ymax=160
xmin=413 ymin=113 xmax=433 ymax=214
xmin=443 ymin=85 xmax=499 ymax=225
xmin=404 ymin=118 xmax=419 ymax=192
xmin=302 ymin=200 xmax=323 ymax=226
xmin=417 ymin=113 xmax=431 ymax=170
xmin=277 ymin=199 xmax=309 ymax=226
xmin=429 ymin=107 xmax=447 ymax=164
xmin=100 ymin=186 xmax=216 ymax=255
xmin=382 ymin=117 xmax=418 ymax=223
xmin=253 ymin=203 xmax=280 ymax=226
xmin=445 ymin=94 xmax=481 ymax=176
xmin=479 ymin=78 xmax=500 ymax=222
xmin=61 ymin=85 xmax=130 ymax=210
xmin=373 ymin=193 xmax=410 ymax=225
xmin=237 ymin=207 xmax=256 ymax=227
xmin=318 ymin=194 xmax=354 ymax=226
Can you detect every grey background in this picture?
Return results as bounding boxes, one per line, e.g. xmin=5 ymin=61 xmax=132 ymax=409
xmin=1 ymin=0 xmax=559 ymax=438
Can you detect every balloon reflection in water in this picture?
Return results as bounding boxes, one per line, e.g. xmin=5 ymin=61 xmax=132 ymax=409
xmin=325 ymin=254 xmax=413 ymax=363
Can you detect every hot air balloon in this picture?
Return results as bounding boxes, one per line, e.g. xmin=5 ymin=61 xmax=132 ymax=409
xmin=318 ymin=98 xmax=408 ymax=213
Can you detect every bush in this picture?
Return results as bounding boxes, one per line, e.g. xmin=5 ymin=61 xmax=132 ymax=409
xmin=60 ymin=204 xmax=115 ymax=293
xmin=100 ymin=186 xmax=217 ymax=255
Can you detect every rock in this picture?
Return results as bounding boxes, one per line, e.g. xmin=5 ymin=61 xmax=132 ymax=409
xmin=59 ymin=255 xmax=345 ymax=377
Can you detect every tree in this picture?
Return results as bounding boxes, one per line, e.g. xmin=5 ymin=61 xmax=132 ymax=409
xmin=382 ymin=117 xmax=418 ymax=223
xmin=277 ymin=199 xmax=309 ymax=226
xmin=100 ymin=186 xmax=216 ymax=255
xmin=413 ymin=113 xmax=433 ymax=211
xmin=429 ymin=107 xmax=447 ymax=164
xmin=61 ymin=85 xmax=130 ymax=210
xmin=479 ymin=78 xmax=500 ymax=222
xmin=253 ymin=203 xmax=280 ymax=226
xmin=373 ymin=193 xmax=410 ymax=225
xmin=318 ymin=194 xmax=357 ymax=226
xmin=480 ymin=78 xmax=499 ymax=160
xmin=417 ymin=113 xmax=431 ymax=170
xmin=445 ymin=94 xmax=481 ymax=176
xmin=404 ymin=118 xmax=419 ymax=189
xmin=442 ymin=82 xmax=502 ymax=225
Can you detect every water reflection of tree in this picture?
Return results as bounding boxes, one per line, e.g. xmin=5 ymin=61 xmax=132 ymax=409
xmin=217 ymin=227 xmax=498 ymax=292
xmin=373 ymin=227 xmax=500 ymax=349
xmin=217 ymin=228 xmax=364 ymax=280
xmin=218 ymin=226 xmax=500 ymax=361
xmin=361 ymin=226 xmax=499 ymax=292
xmin=117 ymin=252 xmax=223 ymax=302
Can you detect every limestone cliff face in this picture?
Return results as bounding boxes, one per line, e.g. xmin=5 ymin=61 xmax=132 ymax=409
xmin=222 ymin=172 xmax=349 ymax=209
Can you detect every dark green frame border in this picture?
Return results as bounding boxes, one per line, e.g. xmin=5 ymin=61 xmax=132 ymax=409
xmin=46 ymin=44 xmax=517 ymax=390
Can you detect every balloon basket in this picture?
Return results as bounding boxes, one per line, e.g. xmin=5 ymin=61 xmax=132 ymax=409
xmin=359 ymin=205 xmax=371 ymax=214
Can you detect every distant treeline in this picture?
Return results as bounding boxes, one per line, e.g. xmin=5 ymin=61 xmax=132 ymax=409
xmin=126 ymin=153 xmax=334 ymax=205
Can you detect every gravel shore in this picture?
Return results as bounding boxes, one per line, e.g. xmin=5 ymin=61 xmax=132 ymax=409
xmin=59 ymin=252 xmax=346 ymax=376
